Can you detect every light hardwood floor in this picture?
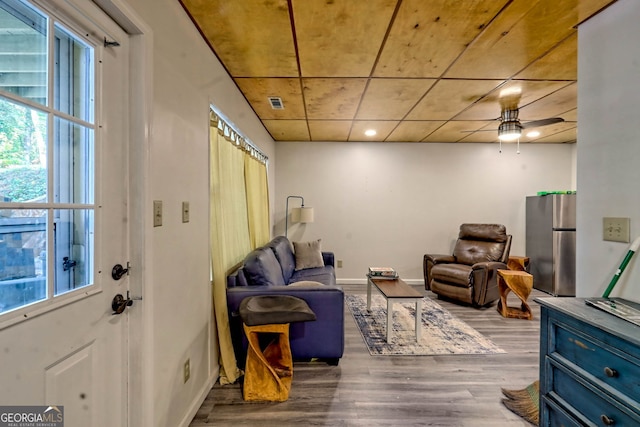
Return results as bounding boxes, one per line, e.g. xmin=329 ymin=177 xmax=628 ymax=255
xmin=190 ymin=285 xmax=547 ymax=426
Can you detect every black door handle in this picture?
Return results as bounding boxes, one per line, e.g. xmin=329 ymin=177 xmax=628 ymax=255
xmin=112 ymin=263 xmax=129 ymax=280
xmin=112 ymin=293 xmax=133 ymax=315
xmin=63 ymin=257 xmax=77 ymax=271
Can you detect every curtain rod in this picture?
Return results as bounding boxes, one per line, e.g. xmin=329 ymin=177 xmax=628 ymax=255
xmin=210 ymin=109 xmax=268 ymax=164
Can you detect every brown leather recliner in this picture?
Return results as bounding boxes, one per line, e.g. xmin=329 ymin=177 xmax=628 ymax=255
xmin=423 ymin=224 xmax=512 ymax=307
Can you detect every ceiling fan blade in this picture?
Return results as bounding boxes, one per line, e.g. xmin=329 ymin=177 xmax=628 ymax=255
xmin=521 ymin=118 xmax=564 ymax=129
xmin=498 ymin=89 xmax=522 ymax=110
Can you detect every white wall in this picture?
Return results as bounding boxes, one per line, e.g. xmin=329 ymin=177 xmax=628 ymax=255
xmin=276 ymin=141 xmax=576 ymax=284
xmin=112 ymin=0 xmax=276 ymax=425
xmin=577 ymin=0 xmax=640 ymax=301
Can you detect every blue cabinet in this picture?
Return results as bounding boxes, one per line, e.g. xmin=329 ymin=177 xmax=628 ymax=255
xmin=538 ymin=298 xmax=640 ymax=426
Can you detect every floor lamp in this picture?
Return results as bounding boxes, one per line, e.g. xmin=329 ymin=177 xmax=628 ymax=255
xmin=285 ymin=195 xmax=314 ymax=238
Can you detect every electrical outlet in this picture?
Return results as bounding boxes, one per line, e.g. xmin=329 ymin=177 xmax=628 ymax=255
xmin=337 ymin=259 xmax=343 ymax=268
xmin=153 ymin=200 xmax=162 ymax=227
xmin=183 ymin=358 xmax=190 ymax=383
xmin=182 ymin=201 xmax=190 ymax=223
xmin=603 ymin=217 xmax=630 ymax=243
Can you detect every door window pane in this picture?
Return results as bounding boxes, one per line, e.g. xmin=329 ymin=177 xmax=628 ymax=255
xmin=0 ymin=97 xmax=47 ymax=202
xmin=54 ymin=209 xmax=93 ymax=295
xmin=0 ymin=209 xmax=47 ymax=313
xmin=0 ymin=0 xmax=96 ymax=316
xmin=0 ymin=0 xmax=48 ymax=105
xmin=54 ymin=117 xmax=94 ymax=204
xmin=54 ymin=24 xmax=94 ymax=122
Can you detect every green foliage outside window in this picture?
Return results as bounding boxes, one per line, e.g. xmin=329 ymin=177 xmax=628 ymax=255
xmin=0 ymin=99 xmax=44 ymax=167
xmin=0 ymin=97 xmax=47 ymax=202
xmin=0 ymin=167 xmax=46 ymax=202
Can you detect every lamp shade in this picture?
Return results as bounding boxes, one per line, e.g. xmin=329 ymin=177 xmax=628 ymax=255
xmin=297 ymin=206 xmax=314 ymax=223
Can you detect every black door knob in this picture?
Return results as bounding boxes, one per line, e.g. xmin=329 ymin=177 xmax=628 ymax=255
xmin=112 ymin=264 xmax=129 ymax=280
xmin=111 ymin=293 xmax=133 ymax=315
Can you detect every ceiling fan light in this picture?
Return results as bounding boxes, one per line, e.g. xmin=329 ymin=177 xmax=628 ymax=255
xmin=498 ymin=121 xmax=522 ymax=141
xmin=499 ymin=132 xmax=521 ymax=142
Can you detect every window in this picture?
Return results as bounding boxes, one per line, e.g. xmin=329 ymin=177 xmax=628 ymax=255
xmin=0 ymin=0 xmax=95 ymax=314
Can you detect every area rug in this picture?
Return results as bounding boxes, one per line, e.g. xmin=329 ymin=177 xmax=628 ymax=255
xmin=501 ymin=380 xmax=540 ymax=425
xmin=346 ymin=294 xmax=505 ymax=356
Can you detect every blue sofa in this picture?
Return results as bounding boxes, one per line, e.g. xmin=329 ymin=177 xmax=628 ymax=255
xmin=226 ymin=236 xmax=344 ymax=366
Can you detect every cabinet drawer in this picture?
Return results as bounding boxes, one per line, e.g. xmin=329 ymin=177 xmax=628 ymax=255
xmin=546 ymin=358 xmax=640 ymax=426
xmin=551 ymin=318 xmax=640 ymax=401
xmin=540 ymin=396 xmax=582 ymax=427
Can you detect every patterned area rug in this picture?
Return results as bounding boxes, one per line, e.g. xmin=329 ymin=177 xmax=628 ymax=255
xmin=346 ymin=294 xmax=506 ymax=356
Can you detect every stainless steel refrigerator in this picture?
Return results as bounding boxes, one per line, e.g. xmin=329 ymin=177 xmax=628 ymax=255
xmin=526 ymin=194 xmax=576 ymax=296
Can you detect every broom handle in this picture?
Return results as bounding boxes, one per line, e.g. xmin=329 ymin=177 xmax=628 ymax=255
xmin=602 ymin=236 xmax=640 ymax=298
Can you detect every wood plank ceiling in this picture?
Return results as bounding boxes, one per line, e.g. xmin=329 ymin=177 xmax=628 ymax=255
xmin=179 ymin=0 xmax=616 ymax=143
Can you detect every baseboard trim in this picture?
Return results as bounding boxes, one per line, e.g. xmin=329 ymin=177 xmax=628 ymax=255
xmin=178 ymin=368 xmax=218 ymax=427
xmin=337 ymin=278 xmax=425 ymax=287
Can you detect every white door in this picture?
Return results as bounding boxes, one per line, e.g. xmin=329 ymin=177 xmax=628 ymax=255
xmin=0 ymin=1 xmax=133 ymax=426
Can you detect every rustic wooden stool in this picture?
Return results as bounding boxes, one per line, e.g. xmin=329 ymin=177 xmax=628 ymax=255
xmin=497 ymin=269 xmax=534 ymax=320
xmin=239 ymin=295 xmax=316 ymax=401
xmin=507 ymin=255 xmax=530 ymax=272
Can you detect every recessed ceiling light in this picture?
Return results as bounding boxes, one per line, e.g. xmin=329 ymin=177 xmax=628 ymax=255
xmin=526 ymin=131 xmax=540 ymax=138
xmin=364 ymin=129 xmax=377 ymax=136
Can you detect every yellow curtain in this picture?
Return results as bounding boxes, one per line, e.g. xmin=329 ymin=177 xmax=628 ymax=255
xmin=244 ymin=154 xmax=270 ymax=248
xmin=210 ymin=119 xmax=252 ymax=384
xmin=209 ymin=110 xmax=270 ymax=384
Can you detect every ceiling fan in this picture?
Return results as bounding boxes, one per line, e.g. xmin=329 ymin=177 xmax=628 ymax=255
xmin=496 ymin=108 xmax=564 ymax=142
xmin=463 ymin=88 xmax=565 ymax=153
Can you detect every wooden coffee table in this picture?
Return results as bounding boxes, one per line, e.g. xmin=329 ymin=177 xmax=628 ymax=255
xmin=366 ymin=276 xmax=424 ymax=343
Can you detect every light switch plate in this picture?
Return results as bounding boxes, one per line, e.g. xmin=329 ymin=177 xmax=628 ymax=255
xmin=182 ymin=201 xmax=190 ymax=223
xmin=603 ymin=217 xmax=630 ymax=242
xmin=153 ymin=200 xmax=162 ymax=227
xmin=183 ymin=358 xmax=190 ymax=383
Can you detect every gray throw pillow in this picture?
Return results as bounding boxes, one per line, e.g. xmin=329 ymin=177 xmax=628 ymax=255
xmin=293 ymin=239 xmax=324 ymax=271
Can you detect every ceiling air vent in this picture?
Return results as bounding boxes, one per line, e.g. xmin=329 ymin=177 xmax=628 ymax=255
xmin=268 ymin=96 xmax=284 ymax=109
